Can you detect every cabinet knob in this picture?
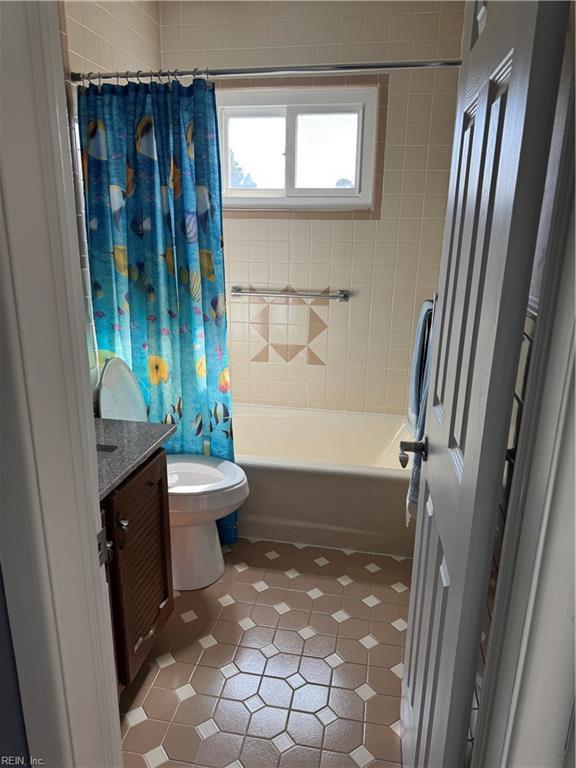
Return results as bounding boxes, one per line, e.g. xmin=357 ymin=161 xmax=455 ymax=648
xmin=117 ymin=518 xmax=129 ymax=549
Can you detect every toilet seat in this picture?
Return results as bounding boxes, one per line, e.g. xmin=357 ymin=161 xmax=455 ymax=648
xmin=167 ymin=455 xmax=245 ymax=495
xmin=98 ymin=357 xmax=148 ymax=421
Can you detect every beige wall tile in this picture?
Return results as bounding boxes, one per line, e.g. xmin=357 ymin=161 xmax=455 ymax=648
xmin=64 ymin=0 xmax=464 ymax=415
xmin=63 ymin=0 xmax=161 ymax=74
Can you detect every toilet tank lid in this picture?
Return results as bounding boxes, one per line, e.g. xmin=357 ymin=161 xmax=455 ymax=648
xmin=98 ymin=357 xmax=148 ymax=422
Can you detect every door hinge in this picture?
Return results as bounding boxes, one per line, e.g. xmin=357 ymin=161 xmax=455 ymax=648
xmin=97 ymin=526 xmax=114 ymax=567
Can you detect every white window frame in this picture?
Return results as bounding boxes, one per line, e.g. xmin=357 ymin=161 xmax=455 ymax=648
xmin=217 ymin=87 xmax=378 ymax=210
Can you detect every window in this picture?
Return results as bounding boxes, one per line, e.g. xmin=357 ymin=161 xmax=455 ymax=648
xmin=217 ymin=87 xmax=378 ymax=210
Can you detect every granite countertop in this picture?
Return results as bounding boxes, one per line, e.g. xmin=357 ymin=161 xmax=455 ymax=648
xmin=95 ymin=418 xmax=177 ymax=500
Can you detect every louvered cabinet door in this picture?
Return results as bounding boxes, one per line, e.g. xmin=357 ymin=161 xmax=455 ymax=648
xmin=104 ymin=449 xmax=174 ymax=685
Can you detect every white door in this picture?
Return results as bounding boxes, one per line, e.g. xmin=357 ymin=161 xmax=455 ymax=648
xmin=401 ymin=3 xmax=570 ymax=767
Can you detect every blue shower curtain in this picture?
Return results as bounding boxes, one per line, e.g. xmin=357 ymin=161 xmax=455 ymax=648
xmin=78 ymin=80 xmax=237 ymax=543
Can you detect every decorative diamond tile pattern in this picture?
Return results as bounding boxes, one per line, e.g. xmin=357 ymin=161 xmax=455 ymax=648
xmin=298 ymin=626 xmax=317 ymax=640
xmin=218 ymin=594 xmax=235 ymax=607
xmin=272 ymin=731 xmax=295 ymax=752
xmin=125 ymin=707 xmax=147 ymax=727
xmin=155 ymin=652 xmax=176 ymax=668
xmin=350 ymin=744 xmax=376 ymax=767
xmin=175 ymin=683 xmax=196 ymax=701
xmin=391 ymin=662 xmax=405 ymax=679
xmin=355 ymin=683 xmax=377 ymax=701
xmin=144 ymin=745 xmax=168 ymax=768
xmin=121 ymin=538 xmax=408 ymax=768
xmin=196 ymin=717 xmax=219 ymax=740
xmin=287 ymin=673 xmax=306 ymax=689
xmin=359 ymin=635 xmax=379 ymax=650
xmin=249 ymin=287 xmax=329 ymax=366
xmin=392 ymin=618 xmax=408 ymax=632
xmin=317 ymin=706 xmax=338 ymax=725
xmin=362 ymin=594 xmax=381 ymax=607
xmin=245 ymin=694 xmax=265 ymax=713
xmin=261 ymin=643 xmax=279 ymax=658
xmin=221 ymin=663 xmax=239 ymax=679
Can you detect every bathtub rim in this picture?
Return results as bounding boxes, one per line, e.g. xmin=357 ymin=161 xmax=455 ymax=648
xmin=236 ymin=452 xmax=410 ymax=479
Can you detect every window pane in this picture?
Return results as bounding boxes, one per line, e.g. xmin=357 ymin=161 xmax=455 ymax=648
xmin=295 ymin=113 xmax=358 ymax=189
xmin=228 ymin=116 xmax=285 ymax=190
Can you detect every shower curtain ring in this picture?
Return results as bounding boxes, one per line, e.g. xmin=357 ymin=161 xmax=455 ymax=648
xmin=136 ymin=70 xmax=143 ymax=84
xmin=97 ymin=71 xmax=102 ymax=93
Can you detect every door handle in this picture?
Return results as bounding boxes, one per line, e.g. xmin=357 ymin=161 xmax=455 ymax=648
xmin=399 ymin=437 xmax=428 ymax=468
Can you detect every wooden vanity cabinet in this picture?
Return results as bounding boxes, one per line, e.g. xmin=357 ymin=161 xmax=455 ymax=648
xmin=102 ymin=448 xmax=174 ymax=686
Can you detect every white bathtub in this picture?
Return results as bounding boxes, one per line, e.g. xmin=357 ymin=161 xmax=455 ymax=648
xmin=233 ymin=404 xmax=414 ymax=556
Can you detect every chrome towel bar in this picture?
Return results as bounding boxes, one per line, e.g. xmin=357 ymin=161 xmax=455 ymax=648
xmin=230 ymin=286 xmax=350 ymax=302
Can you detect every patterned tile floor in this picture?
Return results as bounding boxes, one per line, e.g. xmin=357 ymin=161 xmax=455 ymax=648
xmin=121 ymin=539 xmax=411 ymax=768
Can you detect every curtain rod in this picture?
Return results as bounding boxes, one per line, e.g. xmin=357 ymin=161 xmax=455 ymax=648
xmin=69 ymin=59 xmax=461 ymax=83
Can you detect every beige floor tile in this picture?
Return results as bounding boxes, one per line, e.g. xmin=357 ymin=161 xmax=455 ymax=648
xmin=241 ymin=735 xmax=281 ymax=767
xmin=364 ymin=722 xmax=402 ymax=763
xmin=141 ymin=687 xmax=179 ymax=722
xmin=118 ymin=539 xmax=410 ymax=768
xmin=121 ymin=719 xmax=168 ymax=754
xmin=324 ymin=718 xmax=364 ymax=752
xmin=280 ymin=745 xmax=322 ymax=767
xmin=163 ymin=722 xmax=202 ymax=763
xmin=173 ymin=693 xmax=218 ymax=725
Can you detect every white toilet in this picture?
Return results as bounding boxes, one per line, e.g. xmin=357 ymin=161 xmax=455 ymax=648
xmin=98 ymin=357 xmax=249 ymax=590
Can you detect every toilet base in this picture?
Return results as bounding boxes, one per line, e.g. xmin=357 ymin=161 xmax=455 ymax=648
xmin=170 ymin=520 xmax=225 ymax=591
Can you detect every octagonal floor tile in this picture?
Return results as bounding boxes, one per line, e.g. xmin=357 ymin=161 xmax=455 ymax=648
xmin=247 ymin=706 xmax=289 ymax=738
xmin=291 ymin=684 xmax=329 ymax=713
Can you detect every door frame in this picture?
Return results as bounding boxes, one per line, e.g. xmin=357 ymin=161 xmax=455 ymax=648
xmin=0 ymin=1 xmax=572 ymax=766
xmin=473 ymin=208 xmax=574 ymax=768
xmin=0 ymin=2 xmax=121 ymax=765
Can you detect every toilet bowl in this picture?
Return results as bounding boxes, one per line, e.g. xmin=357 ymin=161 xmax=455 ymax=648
xmin=98 ymin=358 xmax=249 ymax=591
xmin=167 ymin=455 xmax=249 ymax=590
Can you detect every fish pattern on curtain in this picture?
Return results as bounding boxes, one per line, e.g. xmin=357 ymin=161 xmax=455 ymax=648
xmin=78 ymin=80 xmax=237 ymax=542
